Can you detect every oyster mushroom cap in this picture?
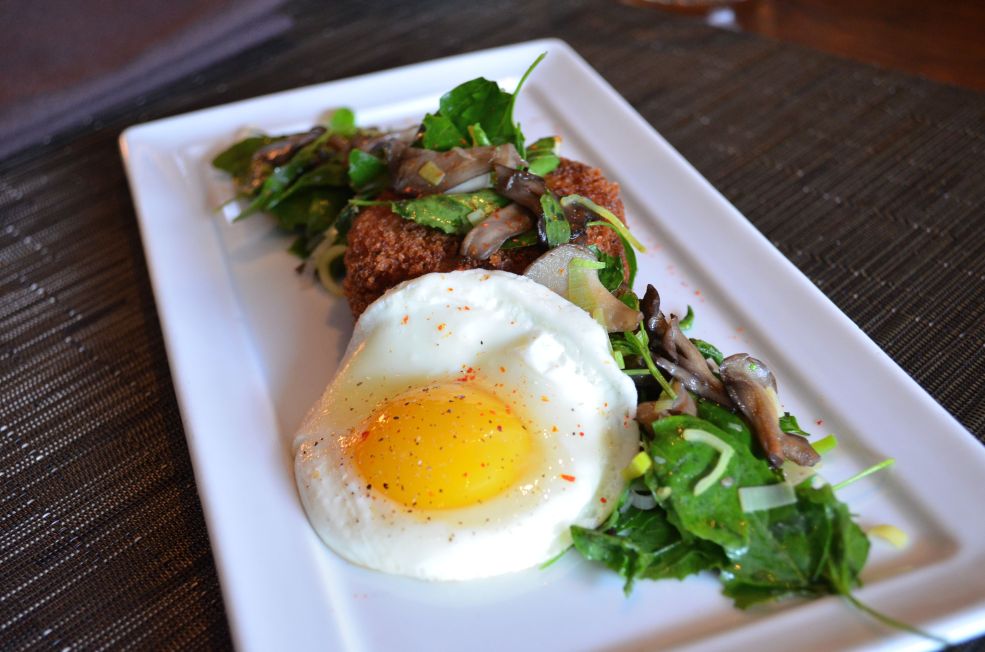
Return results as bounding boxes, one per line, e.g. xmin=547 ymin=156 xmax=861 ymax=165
xmin=461 ymin=204 xmax=533 ymax=260
xmin=719 ymin=353 xmax=820 ymax=468
xmin=393 ymin=144 xmax=523 ymax=194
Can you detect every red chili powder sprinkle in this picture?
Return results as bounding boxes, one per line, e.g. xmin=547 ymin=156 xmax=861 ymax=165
xmin=560 ymin=474 xmax=576 ymax=482
xmin=600 ymin=497 xmax=608 ymax=504
xmin=401 ymin=315 xmax=409 ymax=325
xmin=578 ymin=431 xmax=585 ymax=437
xmin=437 ymin=323 xmax=446 ymax=331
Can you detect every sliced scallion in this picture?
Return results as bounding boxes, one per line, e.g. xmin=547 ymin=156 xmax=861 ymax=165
xmin=622 ymin=451 xmax=652 ymax=480
xmin=562 ymin=194 xmax=646 ymax=252
xmin=738 ymin=483 xmax=797 ymax=512
xmin=867 ymin=524 xmax=909 ymax=549
xmin=681 ymin=429 xmax=734 ymax=496
xmin=813 ymin=434 xmax=838 ymax=455
xmin=832 ymin=458 xmax=895 ymax=491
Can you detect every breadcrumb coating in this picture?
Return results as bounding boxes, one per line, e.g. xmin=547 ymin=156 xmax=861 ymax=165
xmin=342 ymin=158 xmax=628 ymax=316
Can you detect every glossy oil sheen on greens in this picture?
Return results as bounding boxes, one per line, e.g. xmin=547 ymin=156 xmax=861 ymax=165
xmin=573 ymin=398 xmax=869 ymax=609
xmin=388 ymin=190 xmax=509 ymax=235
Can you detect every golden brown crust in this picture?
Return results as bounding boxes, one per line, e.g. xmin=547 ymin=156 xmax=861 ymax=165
xmin=342 ymin=158 xmax=628 ymax=316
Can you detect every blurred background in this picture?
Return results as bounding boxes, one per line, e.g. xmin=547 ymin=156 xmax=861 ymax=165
xmin=2 ymin=0 xmax=984 ymax=159
xmin=629 ymin=0 xmax=985 ymax=89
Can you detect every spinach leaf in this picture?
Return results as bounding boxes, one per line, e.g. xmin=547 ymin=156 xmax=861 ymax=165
xmin=347 ymin=149 xmax=387 ymax=194
xmin=690 ymin=338 xmax=724 ymax=366
xmin=419 ymin=54 xmax=544 ymax=153
xmin=388 ymin=190 xmax=509 ymax=235
xmin=211 ymin=136 xmax=274 ymax=183
xmin=648 ymin=414 xmax=778 ymax=551
xmin=588 ymin=244 xmax=624 ymax=292
xmin=421 ymin=113 xmax=467 ymax=150
xmin=779 ymin=412 xmax=812 ymax=437
xmin=527 ymin=136 xmax=561 ymax=176
xmin=540 ymin=192 xmax=570 ymax=247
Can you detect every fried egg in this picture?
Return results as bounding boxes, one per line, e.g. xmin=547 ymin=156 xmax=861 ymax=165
xmin=293 ymin=269 xmax=638 ymax=580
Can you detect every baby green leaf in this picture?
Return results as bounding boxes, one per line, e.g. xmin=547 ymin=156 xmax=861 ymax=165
xmin=389 ymin=190 xmax=509 ymax=235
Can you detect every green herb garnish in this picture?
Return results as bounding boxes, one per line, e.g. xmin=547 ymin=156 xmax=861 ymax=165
xmin=679 ymin=305 xmax=695 ymax=331
xmin=690 ymin=338 xmax=724 ymax=366
xmin=373 ymin=190 xmax=509 ymax=235
xmin=420 ymin=53 xmax=545 ymax=154
xmin=540 ymin=192 xmax=570 ymax=247
xmin=779 ymin=412 xmax=811 ymax=437
xmin=526 ymin=135 xmax=561 ymax=176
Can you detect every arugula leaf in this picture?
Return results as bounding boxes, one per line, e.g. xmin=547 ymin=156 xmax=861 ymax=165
xmin=270 ymin=159 xmax=347 ymax=209
xmin=527 ymin=135 xmax=561 ymax=176
xmin=588 ymin=244 xmax=624 ymax=292
xmin=387 ymin=190 xmax=509 ymax=235
xmin=690 ymin=338 xmax=724 ymax=366
xmin=333 ymin=202 xmax=362 ymax=244
xmin=347 ymin=149 xmax=387 ymax=194
xmin=613 ymin=325 xmax=676 ymax=399
xmin=211 ymin=136 xmax=275 ymax=183
xmin=268 ymin=186 xmax=350 ymax=256
xmin=572 ymin=504 xmax=724 ymax=594
xmin=540 ymin=193 xmax=570 ymax=247
xmin=240 ymin=131 xmax=333 ymax=218
xmin=779 ymin=412 xmax=812 ymax=437
xmin=587 ymin=220 xmax=637 ymax=287
xmin=721 ymin=484 xmax=869 ymax=607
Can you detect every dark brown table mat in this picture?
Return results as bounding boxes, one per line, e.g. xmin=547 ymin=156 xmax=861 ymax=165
xmin=2 ymin=1 xmax=983 ymax=649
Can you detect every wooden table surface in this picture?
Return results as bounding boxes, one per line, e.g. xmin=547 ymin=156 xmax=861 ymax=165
xmin=634 ymin=0 xmax=985 ymax=91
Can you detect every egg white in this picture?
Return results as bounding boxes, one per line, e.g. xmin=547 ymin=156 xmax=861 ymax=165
xmin=294 ymin=270 xmax=639 ymax=580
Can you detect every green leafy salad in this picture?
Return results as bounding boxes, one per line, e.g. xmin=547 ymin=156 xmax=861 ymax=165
xmin=211 ymin=55 xmax=935 ymax=642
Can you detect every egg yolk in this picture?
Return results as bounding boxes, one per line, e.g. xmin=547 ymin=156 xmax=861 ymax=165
xmin=353 ymin=382 xmax=532 ymax=510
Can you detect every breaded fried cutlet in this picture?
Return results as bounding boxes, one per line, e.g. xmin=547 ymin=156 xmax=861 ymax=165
xmin=342 ymin=158 xmax=627 ymax=316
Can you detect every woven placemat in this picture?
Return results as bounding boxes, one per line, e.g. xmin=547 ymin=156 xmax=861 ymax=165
xmin=2 ymin=1 xmax=983 ymax=649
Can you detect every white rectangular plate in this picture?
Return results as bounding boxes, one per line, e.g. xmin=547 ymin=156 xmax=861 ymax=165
xmin=120 ymin=40 xmax=985 ymax=652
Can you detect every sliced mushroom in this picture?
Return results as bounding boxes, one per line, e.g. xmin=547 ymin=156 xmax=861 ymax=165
xmin=492 ymin=164 xmax=546 ymax=213
xmin=641 ymin=284 xmax=661 ymax=337
xmin=460 ymin=204 xmax=533 ymax=260
xmin=652 ymin=314 xmax=732 ymax=407
xmin=241 ymin=127 xmax=327 ymax=193
xmin=393 ymin=145 xmax=523 ymax=195
xmin=720 ymin=354 xmax=820 ymax=468
xmin=636 ymin=380 xmax=697 ymax=435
